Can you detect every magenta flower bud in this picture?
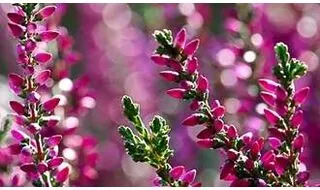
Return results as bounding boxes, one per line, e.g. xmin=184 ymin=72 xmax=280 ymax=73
xmin=39 ymin=31 xmax=59 ymax=42
xmin=159 ymin=71 xmax=179 ymax=82
xmin=46 ymin=135 xmax=62 ymax=147
xmin=214 ymin=119 xmax=224 ymax=132
xmin=245 ymin=159 xmax=254 ymax=171
xmin=196 ymin=139 xmax=213 ymax=148
xmin=34 ymin=70 xmax=51 ymax=85
xmin=275 ymin=86 xmax=287 ymax=101
xmin=27 ymin=91 xmax=41 ymax=103
xmin=9 ymin=101 xmax=25 ymax=115
xmin=197 ymin=75 xmax=209 ymax=93
xmin=26 ymin=22 xmax=37 ymax=34
xmin=258 ymin=79 xmax=279 ymax=92
xmin=35 ymin=5 xmax=56 ymax=20
xmin=180 ymin=80 xmax=193 ymax=90
xmin=20 ymin=163 xmax=37 ymax=173
xmin=293 ymin=87 xmax=310 ymax=105
xmin=12 ymin=114 xmax=28 ymax=125
xmin=152 ymin=177 xmax=161 ymax=186
xmin=56 ymin=167 xmax=69 ymax=183
xmin=48 ymin=149 xmax=58 ymax=158
xmin=268 ymin=137 xmax=281 ymax=149
xmin=166 ymin=88 xmax=186 ymax=99
xmin=275 ymin=155 xmax=289 ymax=175
xmin=190 ymin=100 xmax=200 ymax=111
xmin=167 ymin=59 xmax=183 ymax=72
xmin=220 ymin=162 xmax=234 ymax=180
xmin=8 ymin=73 xmax=24 ymax=87
xmin=227 ymin=125 xmax=237 ymax=139
xmin=260 ymin=91 xmax=276 ymax=106
xmin=183 ymin=39 xmax=200 ymax=56
xmin=297 ymin=171 xmax=310 ymax=184
xmin=25 ymin=39 xmax=36 ymax=52
xmin=8 ymin=143 xmax=22 ymax=155
xmin=230 ymin=179 xmax=251 ymax=187
xmin=11 ymin=174 xmax=19 ymax=187
xmin=197 ymin=128 xmax=213 ymax=139
xmin=34 ymin=52 xmax=52 ymax=64
xmin=7 ymin=13 xmax=24 ymax=24
xmin=37 ymin=162 xmax=48 ymax=173
xmin=8 ymin=23 xmax=25 ymax=37
xmin=264 ymin=108 xmax=281 ymax=125
xmin=211 ymin=99 xmax=221 ymax=108
xmin=26 ymin=123 xmax=41 ymax=134
xmin=268 ymin=127 xmax=284 ymax=140
xmin=293 ymin=134 xmax=304 ymax=151
xmin=240 ymin=132 xmax=253 ymax=145
xmin=291 ymin=109 xmax=303 ymax=128
xmin=11 ymin=129 xmax=27 ymax=141
xmin=42 ymin=97 xmax=60 ymax=112
xmin=169 ymin=166 xmax=185 ymax=180
xmin=181 ymin=169 xmax=196 ymax=184
xmin=45 ymin=116 xmax=60 ymax=127
xmin=21 ymin=146 xmax=32 ymax=157
xmin=261 ymin=150 xmax=275 ymax=166
xmin=250 ymin=141 xmax=261 ymax=157
xmin=47 ymin=157 xmax=63 ymax=168
xmin=150 ymin=55 xmax=169 ymax=65
xmin=186 ymin=57 xmax=198 ymax=74
xmin=227 ymin=149 xmax=238 ymax=161
xmin=211 ymin=106 xmax=225 ymax=118
xmin=174 ymin=28 xmax=186 ymax=49
xmin=182 ymin=113 xmax=206 ymax=126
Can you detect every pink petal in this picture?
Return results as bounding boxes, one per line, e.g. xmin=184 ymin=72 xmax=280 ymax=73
xmin=8 ymin=73 xmax=24 ymax=87
xmin=167 ymin=59 xmax=183 ymax=72
xmin=197 ymin=75 xmax=209 ymax=93
xmin=8 ymin=23 xmax=25 ymax=37
xmin=159 ymin=71 xmax=179 ymax=82
xmin=34 ymin=70 xmax=51 ymax=85
xmin=291 ymin=109 xmax=303 ymax=128
xmin=150 ymin=55 xmax=169 ymax=65
xmin=184 ymin=39 xmax=200 ymax=56
xmin=297 ymin=171 xmax=310 ymax=184
xmin=197 ymin=128 xmax=213 ymax=139
xmin=34 ymin=52 xmax=52 ymax=63
xmin=46 ymin=135 xmax=62 ymax=147
xmin=260 ymin=91 xmax=276 ymax=106
xmin=8 ymin=143 xmax=22 ymax=155
xmin=27 ymin=91 xmax=41 ymax=103
xmin=38 ymin=162 xmax=48 ymax=173
xmin=227 ymin=125 xmax=237 ymax=139
xmin=250 ymin=141 xmax=261 ymax=157
xmin=211 ymin=106 xmax=225 ymax=118
xmin=230 ymin=179 xmax=251 ymax=187
xmin=181 ymin=169 xmax=196 ymax=184
xmin=42 ymin=97 xmax=60 ymax=112
xmin=275 ymin=86 xmax=287 ymax=101
xmin=35 ymin=5 xmax=56 ymax=19
xmin=47 ymin=157 xmax=64 ymax=168
xmin=56 ymin=167 xmax=69 ymax=183
xmin=258 ymin=79 xmax=279 ymax=92
xmin=11 ymin=129 xmax=27 ymax=141
xmin=182 ymin=113 xmax=205 ymax=126
xmin=7 ymin=13 xmax=24 ymax=24
xmin=25 ymin=39 xmax=36 ymax=52
xmin=169 ymin=166 xmax=185 ymax=180
xmin=39 ymin=31 xmax=59 ymax=42
xmin=214 ymin=119 xmax=224 ymax=132
xmin=197 ymin=139 xmax=213 ymax=148
xmin=10 ymin=174 xmax=19 ymax=186
xmin=190 ymin=100 xmax=200 ymax=111
xmin=293 ymin=134 xmax=304 ymax=151
xmin=275 ymin=156 xmax=289 ymax=175
xmin=264 ymin=108 xmax=281 ymax=125
xmin=186 ymin=57 xmax=198 ymax=74
xmin=166 ymin=88 xmax=186 ymax=99
xmin=268 ymin=137 xmax=282 ymax=149
xmin=227 ymin=149 xmax=238 ymax=161
xmin=240 ymin=132 xmax=253 ymax=145
xmin=220 ymin=162 xmax=234 ymax=180
xmin=174 ymin=28 xmax=186 ymax=49
xmin=9 ymin=101 xmax=25 ymax=115
xmin=152 ymin=177 xmax=161 ymax=186
xmin=20 ymin=163 xmax=37 ymax=173
xmin=293 ymin=87 xmax=310 ymax=105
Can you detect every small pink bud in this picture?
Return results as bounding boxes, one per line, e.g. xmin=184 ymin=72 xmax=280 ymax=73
xmin=181 ymin=169 xmax=196 ymax=184
xmin=150 ymin=55 xmax=169 ymax=65
xmin=169 ymin=166 xmax=185 ymax=180
xmin=220 ymin=162 xmax=234 ymax=180
xmin=25 ymin=39 xmax=36 ymax=52
xmin=227 ymin=125 xmax=237 ymax=139
xmin=250 ymin=141 xmax=261 ymax=157
xmin=174 ymin=28 xmax=186 ymax=49
xmin=214 ymin=119 xmax=224 ymax=132
xmin=268 ymin=127 xmax=284 ymax=140
xmin=42 ymin=97 xmax=60 ymax=112
xmin=20 ymin=163 xmax=37 ymax=173
xmin=291 ymin=110 xmax=303 ymax=128
xmin=12 ymin=114 xmax=28 ymax=125
xmin=260 ymin=92 xmax=276 ymax=106
xmin=56 ymin=167 xmax=69 ymax=183
xmin=8 ymin=23 xmax=25 ymax=37
xmin=8 ymin=73 xmax=24 ymax=87
xmin=182 ymin=113 xmax=206 ymax=126
xmin=196 ymin=139 xmax=213 ymax=148
xmin=7 ymin=13 xmax=24 ymax=24
xmin=293 ymin=134 xmax=304 ymax=151
xmin=297 ymin=171 xmax=310 ymax=184
xmin=227 ymin=149 xmax=238 ymax=161
xmin=8 ymin=143 xmax=22 ymax=155
xmin=264 ymin=108 xmax=281 ymax=125
xmin=27 ymin=91 xmax=41 ymax=103
xmin=190 ymin=100 xmax=200 ymax=111
xmin=35 ymin=5 xmax=56 ymax=19
xmin=186 ymin=57 xmax=198 ymax=74
xmin=159 ymin=71 xmax=179 ymax=82
xmin=261 ymin=150 xmax=275 ymax=166
xmin=37 ymin=162 xmax=48 ymax=173
xmin=275 ymin=86 xmax=287 ymax=101
xmin=275 ymin=155 xmax=289 ymax=175
xmin=167 ymin=59 xmax=183 ymax=72
xmin=240 ymin=132 xmax=253 ymax=145
xmin=211 ymin=106 xmax=225 ymax=118
xmin=47 ymin=157 xmax=63 ymax=168
xmin=46 ymin=135 xmax=62 ymax=147
xmin=11 ymin=129 xmax=27 ymax=141
xmin=197 ymin=128 xmax=213 ymax=139
xmin=34 ymin=52 xmax=52 ymax=64
xmin=39 ymin=31 xmax=59 ymax=42
xmin=183 ymin=39 xmax=200 ymax=56
xmin=9 ymin=101 xmax=25 ymax=115
xmin=26 ymin=23 xmax=36 ymax=34
xmin=293 ymin=87 xmax=310 ymax=105
xmin=258 ymin=79 xmax=279 ymax=92
xmin=34 ymin=70 xmax=51 ymax=85
xmin=166 ymin=88 xmax=186 ymax=99
xmin=230 ymin=179 xmax=251 ymax=187
xmin=197 ymin=75 xmax=209 ymax=93
xmin=268 ymin=137 xmax=281 ymax=149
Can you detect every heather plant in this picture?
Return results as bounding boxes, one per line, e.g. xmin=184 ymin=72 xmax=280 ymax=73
xmin=119 ymin=28 xmax=311 ymax=186
xmin=6 ymin=3 xmax=69 ymax=186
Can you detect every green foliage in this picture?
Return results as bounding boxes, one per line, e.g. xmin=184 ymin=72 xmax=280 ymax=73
xmin=273 ymin=42 xmax=308 ymax=88
xmin=153 ymin=29 xmax=178 ymax=57
xmin=118 ymin=95 xmax=173 ymax=169
xmin=0 ymin=117 xmax=11 ymax=144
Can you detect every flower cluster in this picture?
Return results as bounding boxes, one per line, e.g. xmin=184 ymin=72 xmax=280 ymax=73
xmin=150 ymin=28 xmax=310 ymax=186
xmin=6 ymin=4 xmax=69 ymax=186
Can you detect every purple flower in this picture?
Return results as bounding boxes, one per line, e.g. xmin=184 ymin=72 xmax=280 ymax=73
xmin=7 ymin=13 xmax=25 ymax=24
xmin=169 ymin=166 xmax=185 ymax=180
xmin=9 ymin=101 xmax=25 ymax=115
xmin=174 ymin=28 xmax=186 ymax=49
xmin=34 ymin=70 xmax=51 ymax=85
xmin=42 ymin=97 xmax=60 ymax=112
xmin=159 ymin=71 xmax=179 ymax=82
xmin=166 ymin=88 xmax=186 ymax=99
xmin=39 ymin=31 xmax=60 ymax=42
xmin=183 ymin=39 xmax=200 ymax=57
xmin=34 ymin=52 xmax=52 ymax=64
xmin=35 ymin=5 xmax=56 ymax=20
xmin=8 ymin=23 xmax=25 ymax=37
xmin=293 ymin=87 xmax=310 ymax=105
xmin=56 ymin=167 xmax=69 ymax=183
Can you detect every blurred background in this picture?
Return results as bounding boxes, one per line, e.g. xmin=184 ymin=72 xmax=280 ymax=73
xmin=1 ymin=3 xmax=320 ymax=186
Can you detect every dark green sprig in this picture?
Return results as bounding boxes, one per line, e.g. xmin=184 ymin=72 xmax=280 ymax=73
xmin=0 ymin=117 xmax=11 ymax=144
xmin=153 ymin=29 xmax=179 ymax=57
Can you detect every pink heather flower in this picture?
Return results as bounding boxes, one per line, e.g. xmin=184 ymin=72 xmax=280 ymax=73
xmin=34 ymin=70 xmax=51 ymax=85
xmin=197 ymin=139 xmax=213 ymax=148
xmin=258 ymin=79 xmax=279 ymax=92
xmin=169 ymin=166 xmax=185 ymax=180
xmin=291 ymin=109 xmax=303 ymax=128
xmin=240 ymin=132 xmax=253 ymax=145
xmin=20 ymin=163 xmax=37 ymax=173
xmin=293 ymin=134 xmax=304 ymax=151
xmin=180 ymin=80 xmax=194 ymax=90
xmin=293 ymin=87 xmax=310 ymax=105
xmin=197 ymin=128 xmax=214 ymax=139
xmin=275 ymin=86 xmax=287 ymax=101
xmin=182 ymin=113 xmax=205 ymax=126
xmin=27 ymin=91 xmax=41 ymax=103
xmin=34 ymin=52 xmax=52 ymax=63
xmin=167 ymin=59 xmax=183 ymax=72
xmin=11 ymin=129 xmax=27 ymax=141
xmin=8 ymin=73 xmax=24 ymax=88
xmin=211 ymin=106 xmax=225 ymax=118
xmin=197 ymin=75 xmax=209 ymax=93
xmin=26 ymin=22 xmax=36 ymax=34
xmin=260 ymin=92 xmax=276 ymax=107
xmin=220 ymin=162 xmax=234 ymax=180
xmin=42 ymin=97 xmax=60 ymax=112
xmin=261 ymin=150 xmax=275 ymax=169
xmin=12 ymin=114 xmax=28 ymax=125
xmin=183 ymin=39 xmax=200 ymax=56
xmin=35 ymin=5 xmax=56 ymax=20
xmin=250 ymin=141 xmax=261 ymax=157
xmin=47 ymin=157 xmax=63 ymax=168
xmin=245 ymin=159 xmax=254 ymax=171
xmin=46 ymin=135 xmax=62 ymax=147
xmin=21 ymin=147 xmax=32 ymax=157
xmin=268 ymin=137 xmax=282 ymax=149
xmin=275 ymin=156 xmax=289 ymax=175
xmin=150 ymin=55 xmax=169 ymax=65
xmin=186 ymin=57 xmax=198 ymax=74
xmin=159 ymin=71 xmax=179 ymax=82
xmin=214 ymin=119 xmax=224 ymax=132
xmin=8 ymin=23 xmax=25 ymax=37
xmin=190 ymin=100 xmax=200 ymax=111
xmin=264 ymin=108 xmax=281 ymax=125
xmin=39 ymin=31 xmax=59 ymax=42
xmin=297 ymin=171 xmax=310 ymax=184
xmin=227 ymin=149 xmax=239 ymax=161
xmin=174 ymin=28 xmax=186 ymax=49
xmin=11 ymin=174 xmax=19 ymax=187
xmin=25 ymin=39 xmax=36 ymax=52
xmin=9 ymin=101 xmax=25 ymax=115
xmin=181 ymin=169 xmax=196 ymax=184
xmin=43 ymin=116 xmax=60 ymax=127
xmin=38 ymin=162 xmax=48 ymax=173
xmin=7 ymin=13 xmax=24 ymax=24
xmin=227 ymin=125 xmax=237 ymax=139
xmin=56 ymin=167 xmax=69 ymax=183
xmin=8 ymin=143 xmax=22 ymax=155
xmin=166 ymin=88 xmax=186 ymax=99
xmin=230 ymin=179 xmax=251 ymax=187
